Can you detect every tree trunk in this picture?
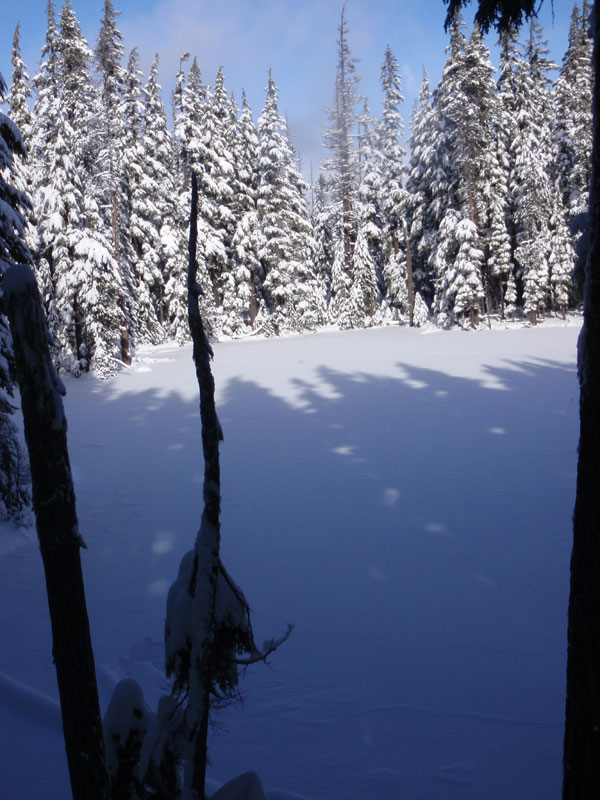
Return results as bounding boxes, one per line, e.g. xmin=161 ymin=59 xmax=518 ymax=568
xmin=3 ymin=264 xmax=109 ymax=800
xmin=185 ymin=172 xmax=223 ymax=800
xmin=401 ymin=219 xmax=415 ymax=327
xmin=108 ymin=148 xmax=132 ymax=367
xmin=562 ymin=8 xmax=600 ymax=798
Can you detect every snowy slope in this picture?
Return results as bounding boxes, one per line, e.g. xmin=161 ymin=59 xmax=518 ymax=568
xmin=0 ymin=321 xmax=580 ymax=799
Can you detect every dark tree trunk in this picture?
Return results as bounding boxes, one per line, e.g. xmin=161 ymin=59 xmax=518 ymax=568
xmin=562 ymin=8 xmax=600 ymax=799
xmin=401 ymin=220 xmax=415 ymax=327
xmin=186 ymin=172 xmax=223 ymax=800
xmin=3 ymin=264 xmax=109 ymax=800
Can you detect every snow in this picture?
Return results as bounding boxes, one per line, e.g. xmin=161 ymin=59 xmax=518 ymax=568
xmin=0 ymin=321 xmax=580 ymax=799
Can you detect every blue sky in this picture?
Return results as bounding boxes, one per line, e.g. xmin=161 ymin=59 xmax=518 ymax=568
xmin=1 ymin=0 xmax=576 ymax=177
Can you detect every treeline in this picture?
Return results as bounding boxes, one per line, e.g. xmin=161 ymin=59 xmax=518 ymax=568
xmin=2 ymin=0 xmax=592 ymax=377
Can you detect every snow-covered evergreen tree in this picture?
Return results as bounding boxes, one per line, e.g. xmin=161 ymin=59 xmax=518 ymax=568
xmin=222 ymin=91 xmax=268 ymax=335
xmin=554 ymin=0 xmax=592 ymax=223
xmin=322 ymin=5 xmax=361 ymax=283
xmin=406 ymin=69 xmax=437 ymax=305
xmin=511 ymin=18 xmax=557 ymax=322
xmin=350 ymin=221 xmax=380 ymax=325
xmin=257 ymin=71 xmax=319 ymax=332
xmin=6 ymin=23 xmax=37 ymax=260
xmin=311 ymin=174 xmax=334 ymax=308
xmin=356 ymin=101 xmax=384 ymax=307
xmin=0 ymin=71 xmax=32 ymax=519
xmin=36 ymin=0 xmax=126 ymax=376
xmin=170 ymin=54 xmax=218 ymax=339
xmin=120 ymin=48 xmax=162 ymax=345
xmin=549 ymin=185 xmax=576 ymax=317
xmin=378 ymin=46 xmax=408 ymax=283
xmin=95 ymin=0 xmax=133 ymax=362
xmin=328 ymin=224 xmax=353 ymax=328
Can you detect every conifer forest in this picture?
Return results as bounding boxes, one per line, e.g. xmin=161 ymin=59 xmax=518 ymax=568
xmin=0 ymin=0 xmax=593 ymax=518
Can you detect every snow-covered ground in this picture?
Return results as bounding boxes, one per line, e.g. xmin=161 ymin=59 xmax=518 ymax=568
xmin=0 ymin=320 xmax=581 ymax=799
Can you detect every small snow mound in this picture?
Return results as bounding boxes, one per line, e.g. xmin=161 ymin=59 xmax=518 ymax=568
xmin=0 ymin=521 xmax=35 ymax=556
xmin=267 ymin=790 xmax=317 ymax=800
xmin=210 ymin=771 xmax=267 ymax=800
xmin=433 ymin=761 xmax=477 ymax=786
xmin=0 ymin=671 xmax=61 ymax=728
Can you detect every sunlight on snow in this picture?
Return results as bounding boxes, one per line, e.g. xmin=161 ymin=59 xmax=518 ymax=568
xmin=366 ymin=564 xmax=387 ymax=581
xmin=151 ymin=531 xmax=175 ymax=555
xmin=145 ymin=579 xmax=170 ymax=597
xmin=381 ymin=488 xmax=400 ymax=507
xmin=331 ymin=444 xmax=354 ymax=456
xmin=424 ymin=522 xmax=448 ymax=534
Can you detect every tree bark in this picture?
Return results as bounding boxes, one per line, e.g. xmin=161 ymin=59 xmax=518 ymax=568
xmin=562 ymin=7 xmax=600 ymax=798
xmin=185 ymin=172 xmax=223 ymax=800
xmin=3 ymin=264 xmax=109 ymax=800
xmin=401 ymin=219 xmax=415 ymax=327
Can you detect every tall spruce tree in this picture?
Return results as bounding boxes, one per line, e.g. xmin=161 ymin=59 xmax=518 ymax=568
xmin=554 ymin=1 xmax=593 ymax=223
xmin=39 ymin=0 xmax=126 ymax=376
xmin=323 ymin=4 xmax=361 ymax=282
xmin=406 ymin=69 xmax=437 ymax=305
xmin=0 ymin=72 xmax=32 ymax=520
xmin=511 ymin=18 xmax=557 ymax=322
xmin=95 ymin=0 xmax=132 ymax=362
xmin=120 ymin=48 xmax=162 ymax=345
xmin=7 ymin=23 xmax=37 ymax=260
xmin=223 ymin=91 xmax=268 ymax=335
xmin=378 ymin=45 xmax=415 ymax=320
xmin=257 ymin=71 xmax=318 ymax=332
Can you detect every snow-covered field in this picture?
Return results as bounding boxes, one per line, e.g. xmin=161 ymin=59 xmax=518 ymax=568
xmin=0 ymin=320 xmax=581 ymax=799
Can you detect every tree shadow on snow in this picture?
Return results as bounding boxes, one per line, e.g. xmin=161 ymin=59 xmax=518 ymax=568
xmin=55 ymin=353 xmax=578 ymax=800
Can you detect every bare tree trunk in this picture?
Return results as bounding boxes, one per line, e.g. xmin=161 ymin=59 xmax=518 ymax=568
xmin=108 ymin=146 xmax=131 ymax=367
xmin=3 ymin=264 xmax=109 ymax=800
xmin=185 ymin=172 xmax=223 ymax=800
xmin=562 ymin=8 xmax=600 ymax=798
xmin=401 ymin=220 xmax=415 ymax=327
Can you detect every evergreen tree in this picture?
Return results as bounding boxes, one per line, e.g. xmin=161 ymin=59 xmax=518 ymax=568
xmin=350 ymin=221 xmax=379 ymax=325
xmin=95 ymin=0 xmax=132 ymax=362
xmin=378 ymin=46 xmax=407 ymax=263
xmin=30 ymin=1 xmax=61 ymax=308
xmin=120 ymin=48 xmax=162 ymax=345
xmin=322 ymin=4 xmax=361 ymax=281
xmin=223 ymin=91 xmax=268 ymax=335
xmin=257 ymin=71 xmax=319 ymax=332
xmin=356 ymin=100 xmax=384 ymax=308
xmin=0 ymin=72 xmax=32 ymax=519
xmin=491 ymin=24 xmax=521 ymax=315
xmin=430 ymin=14 xmax=488 ymax=325
xmin=511 ymin=18 xmax=557 ymax=322
xmin=328 ymin=224 xmax=353 ymax=328
xmin=554 ymin=1 xmax=592 ymax=222
xmin=406 ymin=69 xmax=437 ymax=305
xmin=6 ymin=23 xmax=37 ymax=259
xmin=7 ymin=24 xmax=34 ymax=154
xmin=170 ymin=54 xmax=218 ymax=338
xmin=312 ymin=174 xmax=334 ymax=308
xmin=38 ymin=0 xmax=126 ymax=376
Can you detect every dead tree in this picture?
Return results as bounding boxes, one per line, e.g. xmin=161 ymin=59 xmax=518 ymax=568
xmin=163 ymin=173 xmax=291 ymax=800
xmin=3 ymin=264 xmax=109 ymax=800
